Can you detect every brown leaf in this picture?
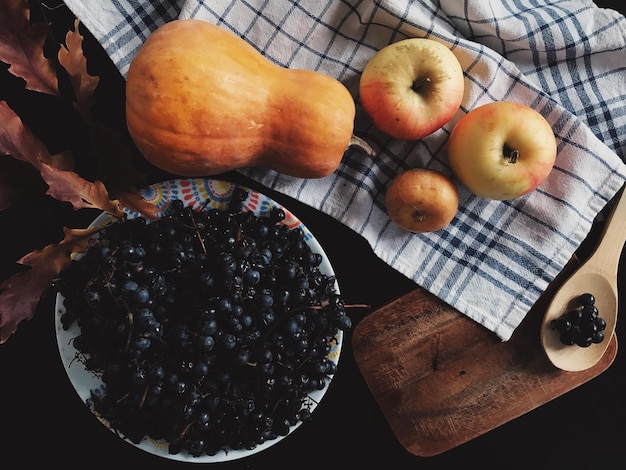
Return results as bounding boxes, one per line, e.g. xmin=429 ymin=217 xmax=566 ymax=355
xmin=89 ymin=122 xmax=157 ymax=218
xmin=58 ymin=19 xmax=99 ymax=121
xmin=0 ymin=226 xmax=99 ymax=343
xmin=0 ymin=101 xmax=123 ymax=215
xmin=55 ymin=22 xmax=153 ymax=218
xmin=0 ymin=100 xmax=72 ymax=170
xmin=0 ymin=0 xmax=58 ymax=95
xmin=0 ymin=99 xmax=72 ymax=210
xmin=118 ymin=190 xmax=160 ymax=220
xmin=39 ymin=162 xmax=123 ymax=216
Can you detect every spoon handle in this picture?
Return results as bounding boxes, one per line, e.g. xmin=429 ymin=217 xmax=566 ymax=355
xmin=589 ymin=185 xmax=626 ymax=279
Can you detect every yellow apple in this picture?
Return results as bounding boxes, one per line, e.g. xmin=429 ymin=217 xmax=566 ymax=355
xmin=447 ymin=101 xmax=557 ymax=200
xmin=386 ymin=168 xmax=459 ymax=233
xmin=359 ymin=38 xmax=465 ymax=140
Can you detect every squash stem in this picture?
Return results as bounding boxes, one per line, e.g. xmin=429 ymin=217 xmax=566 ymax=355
xmin=348 ymin=135 xmax=375 ymax=156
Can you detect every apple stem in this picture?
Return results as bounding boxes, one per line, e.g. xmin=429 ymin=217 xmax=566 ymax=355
xmin=411 ymin=77 xmax=432 ymax=92
xmin=413 ymin=211 xmax=426 ymax=223
xmin=503 ymin=146 xmax=520 ymax=164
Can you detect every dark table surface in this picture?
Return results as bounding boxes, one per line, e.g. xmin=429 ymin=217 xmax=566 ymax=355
xmin=1 ymin=0 xmax=624 ymax=467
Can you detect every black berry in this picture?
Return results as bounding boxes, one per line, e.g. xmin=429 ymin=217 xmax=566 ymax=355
xmin=56 ymin=197 xmax=352 ymax=457
xmin=550 ymin=292 xmax=606 ymax=348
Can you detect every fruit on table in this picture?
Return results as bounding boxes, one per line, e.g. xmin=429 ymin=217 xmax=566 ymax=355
xmin=385 ymin=168 xmax=459 ymax=233
xmin=126 ymin=19 xmax=358 ymax=178
xmin=446 ymin=101 xmax=557 ymax=200
xmin=359 ymin=37 xmax=465 ymax=140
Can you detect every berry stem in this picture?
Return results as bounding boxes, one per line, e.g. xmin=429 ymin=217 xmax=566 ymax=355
xmin=140 ymin=383 xmax=149 ymax=407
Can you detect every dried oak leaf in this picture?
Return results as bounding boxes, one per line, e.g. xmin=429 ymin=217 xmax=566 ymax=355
xmin=58 ymin=18 xmax=99 ymax=122
xmin=90 ymin=122 xmax=159 ymax=219
xmin=0 ymin=226 xmax=99 ymax=343
xmin=57 ymin=19 xmax=155 ymax=219
xmin=0 ymin=0 xmax=58 ymax=95
xmin=0 ymin=100 xmax=71 ymax=170
xmin=0 ymin=101 xmax=123 ymax=216
xmin=40 ymin=161 xmax=123 ymax=216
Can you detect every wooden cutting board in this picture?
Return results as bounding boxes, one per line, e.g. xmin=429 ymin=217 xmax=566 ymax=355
xmin=351 ymin=258 xmax=618 ymax=457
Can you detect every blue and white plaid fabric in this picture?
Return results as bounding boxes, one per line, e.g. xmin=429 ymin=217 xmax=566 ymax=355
xmin=64 ymin=0 xmax=626 ymax=340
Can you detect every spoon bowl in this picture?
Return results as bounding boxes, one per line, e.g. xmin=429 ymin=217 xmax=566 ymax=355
xmin=541 ymin=185 xmax=626 ymax=372
xmin=541 ymin=272 xmax=618 ymax=371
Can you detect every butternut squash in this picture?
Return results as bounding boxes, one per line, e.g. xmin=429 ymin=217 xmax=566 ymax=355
xmin=126 ymin=19 xmax=361 ymax=178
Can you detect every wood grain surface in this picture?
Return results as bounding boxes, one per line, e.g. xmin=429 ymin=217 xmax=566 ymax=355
xmin=352 ymin=259 xmax=618 ymax=457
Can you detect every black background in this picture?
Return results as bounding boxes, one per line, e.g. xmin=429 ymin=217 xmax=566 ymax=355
xmin=1 ymin=1 xmax=624 ymax=468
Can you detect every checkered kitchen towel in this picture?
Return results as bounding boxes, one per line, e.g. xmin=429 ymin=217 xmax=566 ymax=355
xmin=62 ymin=0 xmax=626 ymax=341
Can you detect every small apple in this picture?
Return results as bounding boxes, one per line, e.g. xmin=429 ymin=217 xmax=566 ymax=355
xmin=359 ymin=38 xmax=465 ymax=140
xmin=447 ymin=101 xmax=557 ymax=200
xmin=386 ymin=168 xmax=459 ymax=233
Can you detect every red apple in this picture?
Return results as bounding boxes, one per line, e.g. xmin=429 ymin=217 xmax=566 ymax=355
xmin=386 ymin=168 xmax=459 ymax=233
xmin=447 ymin=101 xmax=557 ymax=200
xmin=359 ymin=38 xmax=465 ymax=140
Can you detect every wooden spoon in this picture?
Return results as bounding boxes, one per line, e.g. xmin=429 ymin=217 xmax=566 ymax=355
xmin=540 ymin=185 xmax=626 ymax=372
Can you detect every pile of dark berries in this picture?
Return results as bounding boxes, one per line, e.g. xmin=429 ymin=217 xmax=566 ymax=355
xmin=550 ymin=293 xmax=606 ymax=347
xmin=55 ymin=192 xmax=352 ymax=457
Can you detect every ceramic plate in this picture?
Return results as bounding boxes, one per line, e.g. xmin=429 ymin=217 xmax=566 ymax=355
xmin=55 ymin=178 xmax=342 ymax=463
